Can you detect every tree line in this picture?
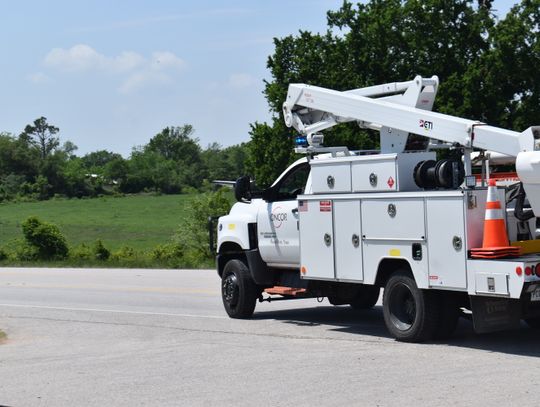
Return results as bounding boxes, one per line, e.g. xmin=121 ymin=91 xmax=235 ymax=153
xmin=0 ymin=118 xmax=248 ymax=201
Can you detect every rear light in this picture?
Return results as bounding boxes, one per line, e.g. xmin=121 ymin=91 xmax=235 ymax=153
xmin=525 ymin=266 xmax=532 ymax=276
xmin=516 ymin=266 xmax=523 ymax=276
xmin=536 ymin=264 xmax=540 ymax=277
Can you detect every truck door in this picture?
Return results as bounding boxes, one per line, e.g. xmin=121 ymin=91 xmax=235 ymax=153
xmin=257 ymin=163 xmax=310 ymax=266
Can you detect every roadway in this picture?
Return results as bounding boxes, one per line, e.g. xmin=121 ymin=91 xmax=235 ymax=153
xmin=0 ymin=268 xmax=538 ymax=406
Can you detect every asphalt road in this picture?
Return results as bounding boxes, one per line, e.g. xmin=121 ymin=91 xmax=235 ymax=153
xmin=0 ymin=268 xmax=539 ymax=407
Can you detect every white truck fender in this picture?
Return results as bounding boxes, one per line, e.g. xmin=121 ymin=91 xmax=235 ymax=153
xmin=217 ymin=208 xmax=257 ymax=252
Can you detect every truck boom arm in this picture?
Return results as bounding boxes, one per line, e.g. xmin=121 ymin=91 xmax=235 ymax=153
xmin=283 ymin=77 xmax=538 ymax=157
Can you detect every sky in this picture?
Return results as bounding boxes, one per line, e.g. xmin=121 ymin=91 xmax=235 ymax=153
xmin=0 ymin=0 xmax=520 ymax=157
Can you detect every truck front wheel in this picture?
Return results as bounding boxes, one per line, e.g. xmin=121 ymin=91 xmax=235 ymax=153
xmin=221 ymin=259 xmax=259 ymax=319
xmin=383 ymin=271 xmax=438 ymax=342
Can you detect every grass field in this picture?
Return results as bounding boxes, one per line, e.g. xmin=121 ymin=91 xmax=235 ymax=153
xmin=0 ymin=194 xmax=196 ymax=252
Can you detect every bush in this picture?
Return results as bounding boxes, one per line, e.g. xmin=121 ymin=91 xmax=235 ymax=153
xmin=93 ymin=239 xmax=110 ymax=261
xmin=111 ymin=246 xmax=136 ymax=261
xmin=151 ymin=243 xmax=183 ymax=261
xmin=0 ymin=247 xmax=8 ymax=261
xmin=174 ymin=188 xmax=231 ymax=263
xmin=15 ymin=242 xmax=37 ymax=261
xmin=21 ymin=216 xmax=68 ymax=260
xmin=70 ymin=243 xmax=93 ymax=260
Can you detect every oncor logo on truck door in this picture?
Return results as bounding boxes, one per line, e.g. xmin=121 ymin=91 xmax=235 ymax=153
xmin=270 ymin=206 xmax=287 ymax=228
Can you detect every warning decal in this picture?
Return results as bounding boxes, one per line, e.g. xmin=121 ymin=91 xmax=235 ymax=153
xmin=320 ymin=200 xmax=332 ymax=212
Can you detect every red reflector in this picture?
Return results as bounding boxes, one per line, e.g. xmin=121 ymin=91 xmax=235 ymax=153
xmin=536 ymin=264 xmax=540 ymax=277
xmin=525 ymin=266 xmax=532 ymax=276
xmin=516 ymin=267 xmax=523 ymax=276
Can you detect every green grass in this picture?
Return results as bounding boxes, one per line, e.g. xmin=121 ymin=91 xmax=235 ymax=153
xmin=0 ymin=194 xmax=196 ymax=252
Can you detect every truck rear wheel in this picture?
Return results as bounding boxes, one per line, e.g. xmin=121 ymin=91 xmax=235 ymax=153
xmin=383 ymin=271 xmax=438 ymax=342
xmin=524 ymin=318 xmax=540 ymax=329
xmin=221 ymin=259 xmax=259 ymax=319
xmin=350 ymin=285 xmax=380 ymax=310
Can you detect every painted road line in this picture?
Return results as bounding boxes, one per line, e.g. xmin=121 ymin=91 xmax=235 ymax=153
xmin=0 ymin=303 xmax=228 ymax=319
xmin=0 ymin=283 xmax=219 ymax=295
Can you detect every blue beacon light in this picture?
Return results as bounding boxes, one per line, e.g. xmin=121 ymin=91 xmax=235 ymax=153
xmin=294 ymin=135 xmax=308 ymax=147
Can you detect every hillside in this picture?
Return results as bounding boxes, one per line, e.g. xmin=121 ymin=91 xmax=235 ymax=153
xmin=0 ymin=194 xmax=195 ymax=252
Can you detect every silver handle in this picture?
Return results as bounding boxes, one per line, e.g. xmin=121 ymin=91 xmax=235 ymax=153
xmin=324 ymin=233 xmax=332 ymax=246
xmin=327 ymin=175 xmax=335 ymax=188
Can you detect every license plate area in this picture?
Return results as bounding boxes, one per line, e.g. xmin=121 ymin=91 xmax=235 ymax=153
xmin=531 ymin=287 xmax=540 ymax=302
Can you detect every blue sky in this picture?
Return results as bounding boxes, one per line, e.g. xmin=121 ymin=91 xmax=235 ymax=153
xmin=0 ymin=0 xmax=519 ymax=156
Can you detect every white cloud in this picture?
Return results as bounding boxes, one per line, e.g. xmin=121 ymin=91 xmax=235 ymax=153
xmin=228 ymin=73 xmax=257 ymax=89
xmin=45 ymin=44 xmax=106 ymax=72
xmin=150 ymin=51 xmax=185 ymax=70
xmin=27 ymin=72 xmax=51 ymax=84
xmin=119 ymin=71 xmax=171 ymax=94
xmin=113 ymin=51 xmax=146 ymax=72
xmin=42 ymin=44 xmax=185 ymax=93
xmin=44 ymin=44 xmax=145 ymax=73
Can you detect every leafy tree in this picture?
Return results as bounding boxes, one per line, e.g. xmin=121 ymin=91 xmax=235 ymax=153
xmin=61 ymin=141 xmax=78 ymax=159
xmin=0 ymin=132 xmax=39 ymax=180
xmin=246 ymin=120 xmax=295 ymax=187
xmin=201 ymin=142 xmax=248 ymax=182
xmin=0 ymin=174 xmax=26 ymax=201
xmin=462 ymin=0 xmax=540 ymax=130
xmin=21 ymin=116 xmax=60 ymax=159
xmin=104 ymin=156 xmax=128 ymax=183
xmin=29 ymin=175 xmax=52 ymax=200
xmin=63 ymin=158 xmax=98 ymax=198
xmin=146 ymin=125 xmax=201 ymax=163
xmin=81 ymin=150 xmax=123 ymax=172
xmin=222 ymin=143 xmax=248 ymax=179
xmin=130 ymin=125 xmax=206 ymax=192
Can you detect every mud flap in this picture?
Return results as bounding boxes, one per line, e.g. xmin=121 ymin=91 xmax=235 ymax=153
xmin=245 ymin=249 xmax=274 ymax=286
xmin=470 ymin=296 xmax=521 ymax=333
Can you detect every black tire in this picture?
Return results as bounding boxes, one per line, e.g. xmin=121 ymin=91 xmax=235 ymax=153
xmin=221 ymin=259 xmax=259 ymax=319
xmin=433 ymin=294 xmax=461 ymax=340
xmin=350 ymin=285 xmax=380 ymax=310
xmin=524 ymin=317 xmax=540 ymax=329
xmin=383 ymin=271 xmax=439 ymax=342
xmin=327 ymin=295 xmax=343 ymax=306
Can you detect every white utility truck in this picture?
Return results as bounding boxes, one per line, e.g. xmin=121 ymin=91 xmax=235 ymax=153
xmin=215 ymin=75 xmax=540 ymax=342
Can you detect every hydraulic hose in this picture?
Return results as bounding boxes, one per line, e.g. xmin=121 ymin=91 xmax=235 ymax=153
xmin=512 ymin=183 xmax=535 ymax=221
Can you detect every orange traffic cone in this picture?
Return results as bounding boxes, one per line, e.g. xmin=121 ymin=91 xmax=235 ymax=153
xmin=470 ymin=179 xmax=521 ymax=259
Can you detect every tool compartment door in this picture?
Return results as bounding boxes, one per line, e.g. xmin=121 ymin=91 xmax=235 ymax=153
xmin=352 ymin=157 xmax=397 ymax=192
xmin=362 ymin=198 xmax=425 ymax=240
xmin=311 ymin=161 xmax=351 ymax=194
xmin=299 ymin=199 xmax=334 ymax=279
xmin=334 ymin=200 xmax=363 ymax=281
xmin=426 ymin=197 xmax=467 ymax=289
xmin=361 ymin=198 xmax=427 ymax=285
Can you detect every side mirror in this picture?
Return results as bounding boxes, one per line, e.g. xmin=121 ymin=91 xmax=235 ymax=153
xmin=234 ymin=176 xmax=252 ymax=203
